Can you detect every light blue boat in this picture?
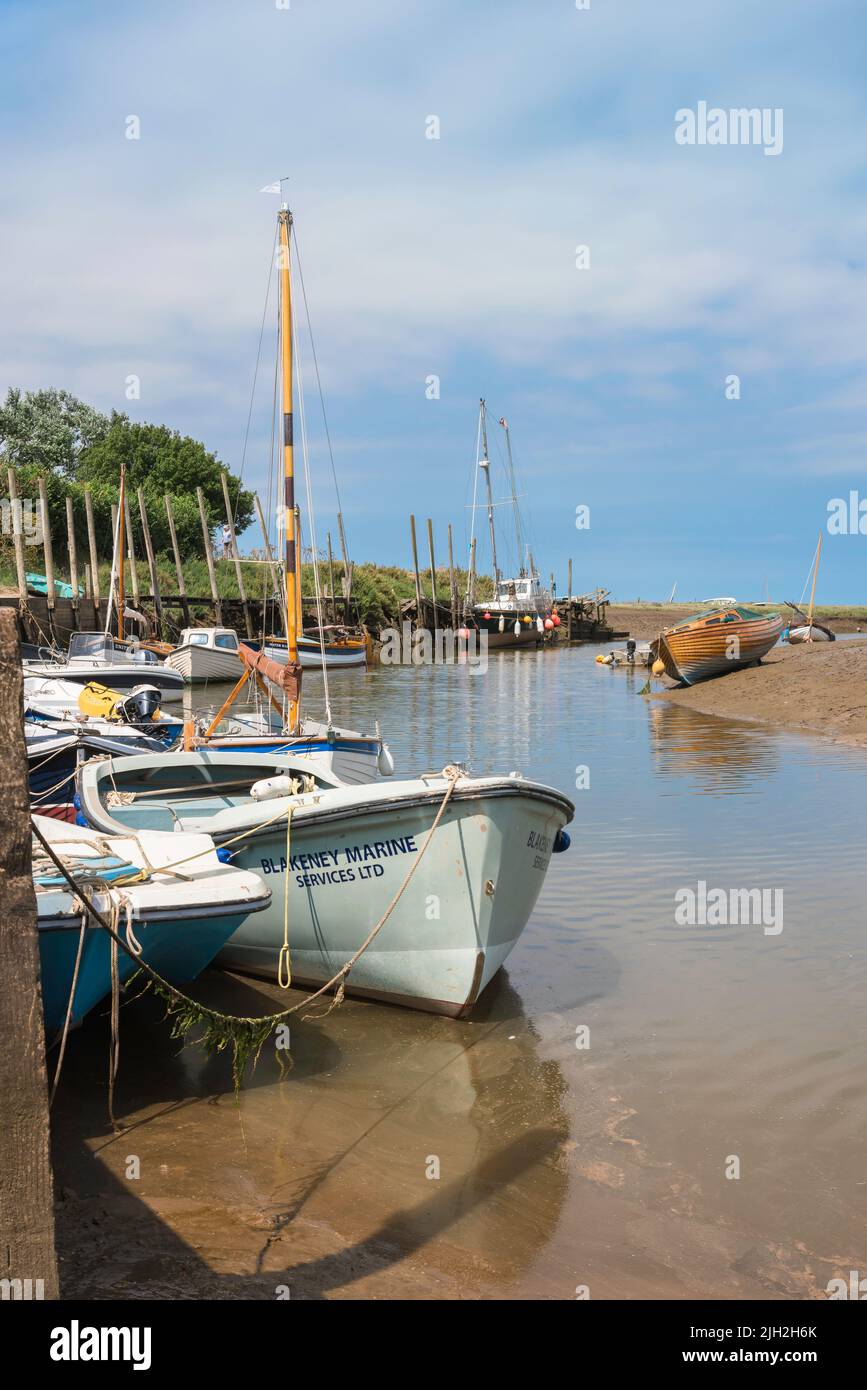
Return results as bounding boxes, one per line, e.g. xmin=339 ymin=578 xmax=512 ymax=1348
xmin=76 ymin=751 xmax=574 ymax=1017
xmin=32 ymin=815 xmax=271 ymax=1035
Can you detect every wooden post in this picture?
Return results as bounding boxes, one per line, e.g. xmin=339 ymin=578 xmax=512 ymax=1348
xmin=447 ymin=523 xmax=458 ymax=630
xmin=84 ymin=485 xmax=100 ymax=616
xmin=65 ymin=496 xmax=79 ymax=625
xmin=0 ymin=610 xmax=59 ymax=1299
xmin=327 ymin=531 xmax=337 ymax=626
xmin=426 ymin=518 xmax=438 ymax=626
xmin=253 ymin=492 xmax=285 ymax=635
xmin=409 ymin=514 xmax=423 ymax=629
xmin=164 ymin=495 xmax=191 ymax=629
xmin=137 ymin=489 xmax=163 ymax=639
xmin=567 ymin=559 xmax=573 ymax=643
xmin=123 ymin=494 xmax=140 ymax=604
xmin=197 ymin=487 xmax=222 ymax=625
xmin=84 ymin=563 xmax=91 ymax=601
xmin=37 ymin=477 xmax=55 ymax=611
xmin=337 ymin=511 xmax=351 ymax=608
xmin=7 ymin=469 xmax=28 ymax=605
xmin=220 ymin=469 xmax=252 ymax=637
xmin=467 ymin=536 xmax=477 ymax=613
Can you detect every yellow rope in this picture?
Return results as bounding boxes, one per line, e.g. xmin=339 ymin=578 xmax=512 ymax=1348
xmin=277 ymin=806 xmax=293 ymax=989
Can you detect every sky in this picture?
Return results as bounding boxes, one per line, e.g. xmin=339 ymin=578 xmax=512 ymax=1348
xmin=2 ymin=0 xmax=867 ymax=602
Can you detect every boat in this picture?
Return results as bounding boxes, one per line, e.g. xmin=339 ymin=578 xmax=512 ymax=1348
xmin=76 ymin=750 xmax=575 ymax=1016
xmin=166 ymin=626 xmax=245 ymax=682
xmin=27 ymin=720 xmax=180 ymax=820
xmin=32 ymin=814 xmax=270 ymax=1034
xmin=195 ymin=705 xmax=393 ymax=783
xmin=23 ymin=632 xmax=186 ymax=702
xmin=464 ymin=401 xmax=554 ymax=649
xmin=245 ymin=629 xmax=367 ymax=670
xmin=785 ymin=531 xmax=835 ymax=643
xmin=649 ymin=605 xmax=784 ymax=684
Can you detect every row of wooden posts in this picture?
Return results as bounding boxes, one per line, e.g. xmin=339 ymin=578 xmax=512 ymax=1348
xmin=6 ymin=467 xmax=355 ymax=644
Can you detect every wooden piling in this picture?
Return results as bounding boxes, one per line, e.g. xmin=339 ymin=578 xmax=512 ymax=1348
xmin=65 ymin=496 xmax=79 ymax=622
xmin=197 ymin=487 xmax=222 ymax=625
xmin=137 ymin=489 xmax=163 ymax=639
xmin=253 ymin=492 xmax=284 ymax=634
xmin=447 ymin=522 xmax=458 ymax=629
xmin=567 ymin=558 xmax=573 ymax=643
xmin=426 ymin=518 xmax=438 ymax=624
xmin=327 ymin=532 xmax=337 ymax=626
xmin=123 ymin=494 xmax=140 ymax=604
xmin=0 ymin=609 xmax=59 ymax=1299
xmin=37 ymin=477 xmax=55 ymax=611
xmin=337 ymin=511 xmax=351 ymax=606
xmin=7 ymin=469 xmax=28 ymax=606
xmin=84 ymin=485 xmax=100 ymax=615
xmin=164 ymin=495 xmax=191 ymax=629
xmin=220 ymin=470 xmax=252 ymax=637
xmin=409 ymin=514 xmax=423 ymax=628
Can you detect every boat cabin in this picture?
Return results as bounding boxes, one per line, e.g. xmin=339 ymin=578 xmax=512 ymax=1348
xmin=178 ymin=627 xmax=240 ymax=652
xmin=476 ymin=573 xmax=550 ymax=615
xmin=67 ymin=632 xmax=163 ymax=667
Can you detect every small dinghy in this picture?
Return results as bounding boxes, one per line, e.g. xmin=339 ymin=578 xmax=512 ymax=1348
xmin=76 ymin=750 xmax=574 ymax=1017
xmin=32 ymin=814 xmax=270 ymax=1035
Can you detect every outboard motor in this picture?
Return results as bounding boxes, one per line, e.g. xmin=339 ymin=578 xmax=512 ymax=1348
xmin=117 ymin=684 xmax=162 ymax=724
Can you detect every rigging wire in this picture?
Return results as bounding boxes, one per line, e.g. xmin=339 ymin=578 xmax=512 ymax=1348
xmin=233 ymin=223 xmax=279 ymax=525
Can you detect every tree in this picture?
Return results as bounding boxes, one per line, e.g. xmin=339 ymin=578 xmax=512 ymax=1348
xmin=0 ymin=387 xmax=112 ymax=477
xmin=0 ymin=389 xmax=253 ymax=562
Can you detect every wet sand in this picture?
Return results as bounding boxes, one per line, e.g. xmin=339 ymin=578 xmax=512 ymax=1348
xmin=653 ymin=639 xmax=867 ymax=747
xmin=609 ymin=604 xmax=866 ymax=641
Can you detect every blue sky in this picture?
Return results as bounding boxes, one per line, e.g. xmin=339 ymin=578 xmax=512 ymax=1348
xmin=3 ymin=0 xmax=867 ymax=601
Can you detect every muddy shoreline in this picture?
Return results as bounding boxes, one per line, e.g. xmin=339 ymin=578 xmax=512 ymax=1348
xmin=650 ymin=639 xmax=867 ymax=747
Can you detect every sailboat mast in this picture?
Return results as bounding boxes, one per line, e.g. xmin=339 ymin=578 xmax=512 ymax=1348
xmin=479 ymin=399 xmax=499 ymax=589
xmin=806 ymin=529 xmax=822 ymax=642
xmin=117 ymin=463 xmax=126 ymax=641
xmin=500 ymin=417 xmax=523 ymax=575
xmin=278 ymin=205 xmax=300 ymax=726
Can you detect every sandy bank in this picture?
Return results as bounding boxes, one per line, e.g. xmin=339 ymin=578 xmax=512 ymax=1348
xmin=652 ymin=638 xmax=867 ymax=746
xmin=608 ymin=604 xmax=867 ymax=641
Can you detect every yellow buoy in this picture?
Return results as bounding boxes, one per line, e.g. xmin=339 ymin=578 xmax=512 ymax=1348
xmin=652 ymin=658 xmax=666 ymax=677
xmin=595 ymin=654 xmax=606 ymax=664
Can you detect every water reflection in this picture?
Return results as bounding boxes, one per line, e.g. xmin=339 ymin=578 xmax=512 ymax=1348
xmin=647 ymin=700 xmax=780 ymax=795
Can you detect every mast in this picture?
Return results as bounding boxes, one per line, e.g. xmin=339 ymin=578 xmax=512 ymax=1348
xmin=478 ymin=399 xmax=499 ymax=589
xmin=117 ymin=463 xmax=125 ymax=640
xmin=278 ymin=204 xmax=300 ymax=727
xmin=499 ymin=416 xmax=524 ymax=576
xmin=806 ymin=529 xmax=822 ymax=642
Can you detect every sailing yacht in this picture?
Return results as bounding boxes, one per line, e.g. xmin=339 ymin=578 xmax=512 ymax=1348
xmin=464 ymin=400 xmax=554 ymax=649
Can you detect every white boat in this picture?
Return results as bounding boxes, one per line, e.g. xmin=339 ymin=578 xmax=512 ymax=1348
xmin=196 ymin=707 xmax=394 ymax=784
xmin=167 ymin=627 xmax=245 ymax=682
xmin=77 ymin=751 xmax=574 ymax=1017
xmin=249 ymin=631 xmax=367 ymax=670
xmin=787 ymin=624 xmax=834 ymax=643
xmin=24 ymin=632 xmax=185 ymax=703
xmin=32 ymin=813 xmax=271 ymax=1034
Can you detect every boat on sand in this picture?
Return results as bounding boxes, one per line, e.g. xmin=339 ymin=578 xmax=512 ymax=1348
xmin=650 ymin=605 xmax=784 ymax=685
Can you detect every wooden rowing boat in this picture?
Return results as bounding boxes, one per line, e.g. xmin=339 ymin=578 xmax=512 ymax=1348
xmin=649 ymin=605 xmax=784 ymax=684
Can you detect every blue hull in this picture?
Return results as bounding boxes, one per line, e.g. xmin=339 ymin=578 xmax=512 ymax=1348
xmin=38 ymin=911 xmax=250 ymax=1034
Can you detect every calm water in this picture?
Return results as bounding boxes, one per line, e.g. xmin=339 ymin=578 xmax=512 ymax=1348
xmin=54 ymin=646 xmax=867 ymax=1299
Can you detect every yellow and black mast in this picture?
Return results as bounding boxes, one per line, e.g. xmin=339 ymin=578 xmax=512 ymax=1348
xmin=278 ymin=203 xmax=300 ymax=728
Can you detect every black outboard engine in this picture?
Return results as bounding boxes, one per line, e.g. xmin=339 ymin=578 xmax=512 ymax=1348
xmin=117 ymin=684 xmax=162 ymax=724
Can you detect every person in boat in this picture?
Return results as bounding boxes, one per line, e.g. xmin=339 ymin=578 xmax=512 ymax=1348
xmin=625 ymin=638 xmax=636 ymax=663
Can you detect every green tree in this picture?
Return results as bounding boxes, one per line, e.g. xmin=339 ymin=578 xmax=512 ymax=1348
xmin=0 ymin=387 xmax=112 ymax=477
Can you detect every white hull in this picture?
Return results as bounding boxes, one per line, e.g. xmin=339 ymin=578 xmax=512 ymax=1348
xmin=77 ymin=757 xmax=573 ymax=1016
xmin=24 ymin=661 xmax=185 ymax=702
xmin=788 ymin=625 xmax=833 ymax=643
xmin=167 ymin=646 xmax=244 ymax=682
xmin=259 ymin=638 xmax=366 ymax=670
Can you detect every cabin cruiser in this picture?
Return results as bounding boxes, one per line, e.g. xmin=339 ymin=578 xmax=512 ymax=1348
xmin=166 ymin=627 xmax=245 ymax=682
xmin=24 ymin=632 xmax=185 ymax=702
